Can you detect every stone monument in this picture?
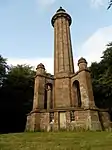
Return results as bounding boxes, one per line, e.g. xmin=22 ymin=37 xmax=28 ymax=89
xmin=26 ymin=7 xmax=111 ymax=131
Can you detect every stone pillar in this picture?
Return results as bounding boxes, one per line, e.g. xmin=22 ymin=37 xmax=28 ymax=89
xmin=99 ymin=111 xmax=111 ymax=131
xmin=33 ymin=78 xmax=39 ymax=110
xmin=26 ymin=63 xmax=46 ymax=131
xmin=47 ymin=85 xmax=52 ymax=110
xmin=66 ymin=111 xmax=71 ymax=130
xmin=40 ymin=113 xmax=50 ymax=131
xmin=54 ymin=112 xmax=59 ymax=131
xmin=51 ymin=7 xmax=74 ymax=75
xmin=32 ymin=63 xmax=46 ymax=110
xmin=52 ymin=7 xmax=74 ymax=108
xmin=78 ymin=58 xmax=96 ymax=109
xmin=26 ymin=112 xmax=40 ymax=132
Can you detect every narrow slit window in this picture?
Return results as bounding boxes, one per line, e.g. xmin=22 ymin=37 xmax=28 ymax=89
xmin=50 ymin=112 xmax=54 ymax=123
xmin=70 ymin=111 xmax=75 ymax=121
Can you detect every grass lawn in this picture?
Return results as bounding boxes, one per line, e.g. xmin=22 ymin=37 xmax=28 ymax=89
xmin=0 ymin=131 xmax=112 ymax=150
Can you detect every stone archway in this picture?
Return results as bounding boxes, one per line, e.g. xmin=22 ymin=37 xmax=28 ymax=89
xmin=72 ymin=80 xmax=81 ymax=107
xmin=44 ymin=83 xmax=53 ymax=109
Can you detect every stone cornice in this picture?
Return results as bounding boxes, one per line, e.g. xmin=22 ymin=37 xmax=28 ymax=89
xmin=70 ymin=69 xmax=90 ymax=78
xmin=34 ymin=73 xmax=54 ymax=79
xmin=51 ymin=11 xmax=72 ymax=27
xmin=27 ymin=107 xmax=109 ymax=115
xmin=34 ymin=68 xmax=90 ymax=80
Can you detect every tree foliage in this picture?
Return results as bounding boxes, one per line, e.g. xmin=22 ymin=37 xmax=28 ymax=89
xmin=0 ymin=62 xmax=35 ymax=133
xmin=90 ymin=42 xmax=112 ymax=110
xmin=107 ymin=0 xmax=112 ymax=9
xmin=0 ymin=55 xmax=8 ymax=87
xmin=2 ymin=64 xmax=35 ymax=111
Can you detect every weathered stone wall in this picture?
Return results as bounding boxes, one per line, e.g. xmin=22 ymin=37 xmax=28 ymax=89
xmin=58 ymin=110 xmax=101 ymax=131
xmin=26 ymin=113 xmax=40 ymax=131
xmin=54 ymin=77 xmax=71 ymax=108
xmin=26 ymin=109 xmax=111 ymax=132
xmin=65 ymin=110 xmax=90 ymax=130
xmin=40 ymin=113 xmax=49 ymax=131
xmin=74 ymin=111 xmax=88 ymax=130
xmin=45 ymin=77 xmax=54 ymax=85
xmin=66 ymin=111 xmax=71 ymax=130
xmin=99 ymin=111 xmax=111 ymax=131
xmin=71 ymin=70 xmax=96 ymax=109
xmin=88 ymin=110 xmax=101 ymax=131
xmin=53 ymin=112 xmax=59 ymax=131
xmin=26 ymin=115 xmax=31 ymax=131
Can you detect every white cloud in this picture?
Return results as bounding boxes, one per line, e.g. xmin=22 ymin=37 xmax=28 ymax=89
xmin=36 ymin=0 xmax=108 ymax=9
xmin=7 ymin=26 xmax=112 ymax=74
xmin=36 ymin=0 xmax=56 ymax=8
xmin=90 ymin=0 xmax=107 ymax=8
xmin=80 ymin=25 xmax=112 ymax=66
xmin=36 ymin=0 xmax=107 ymax=10
xmin=7 ymin=57 xmax=79 ymax=74
xmin=7 ymin=57 xmax=54 ymax=74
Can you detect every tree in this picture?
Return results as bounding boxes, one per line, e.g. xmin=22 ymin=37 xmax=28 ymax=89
xmin=90 ymin=42 xmax=112 ymax=110
xmin=0 ymin=64 xmax=35 ymax=133
xmin=107 ymin=0 xmax=112 ymax=9
xmin=0 ymin=55 xmax=8 ymax=87
xmin=3 ymin=64 xmax=35 ymax=111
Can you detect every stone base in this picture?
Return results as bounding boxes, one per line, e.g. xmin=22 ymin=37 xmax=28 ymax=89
xmin=99 ymin=110 xmax=111 ymax=131
xmin=25 ymin=108 xmax=111 ymax=132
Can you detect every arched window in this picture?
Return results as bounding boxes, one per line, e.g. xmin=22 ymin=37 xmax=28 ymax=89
xmin=44 ymin=83 xmax=53 ymax=109
xmin=72 ymin=80 xmax=81 ymax=107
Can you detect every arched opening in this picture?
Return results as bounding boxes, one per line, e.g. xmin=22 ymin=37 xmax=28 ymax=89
xmin=44 ymin=83 xmax=53 ymax=109
xmin=72 ymin=80 xmax=81 ymax=107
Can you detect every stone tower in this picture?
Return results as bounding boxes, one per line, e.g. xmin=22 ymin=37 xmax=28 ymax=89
xmin=26 ymin=7 xmax=111 ymax=131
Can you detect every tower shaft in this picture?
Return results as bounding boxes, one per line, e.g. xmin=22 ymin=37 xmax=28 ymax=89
xmin=52 ymin=7 xmax=74 ymax=75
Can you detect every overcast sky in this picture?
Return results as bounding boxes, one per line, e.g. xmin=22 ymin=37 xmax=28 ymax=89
xmin=0 ymin=0 xmax=112 ymax=74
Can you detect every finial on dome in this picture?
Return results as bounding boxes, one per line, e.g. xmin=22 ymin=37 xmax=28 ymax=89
xmin=56 ymin=6 xmax=66 ymax=12
xmin=36 ymin=63 xmax=45 ymax=75
xmin=78 ymin=57 xmax=88 ymax=70
xmin=51 ymin=6 xmax=72 ymax=27
xmin=36 ymin=63 xmax=45 ymax=70
xmin=78 ymin=57 xmax=87 ymax=65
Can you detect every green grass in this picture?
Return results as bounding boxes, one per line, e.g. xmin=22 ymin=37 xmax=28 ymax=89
xmin=0 ymin=131 xmax=112 ymax=150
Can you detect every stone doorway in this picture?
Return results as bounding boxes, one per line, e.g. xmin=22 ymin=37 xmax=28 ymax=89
xmin=59 ymin=112 xmax=66 ymax=129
